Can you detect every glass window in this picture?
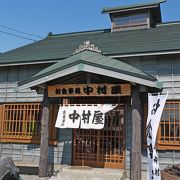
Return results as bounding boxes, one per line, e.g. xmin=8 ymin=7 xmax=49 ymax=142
xmin=0 ymin=103 xmax=57 ymax=144
xmin=144 ymin=101 xmax=180 ymax=150
xmin=158 ymin=101 xmax=180 ymax=148
xmin=114 ymin=16 xmax=129 ymax=27
xmin=114 ymin=13 xmax=148 ymax=29
xmin=130 ymin=13 xmax=147 ymax=25
xmin=0 ymin=103 xmax=41 ymax=143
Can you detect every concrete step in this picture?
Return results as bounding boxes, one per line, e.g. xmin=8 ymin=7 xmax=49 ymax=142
xmin=51 ymin=165 xmax=125 ymax=180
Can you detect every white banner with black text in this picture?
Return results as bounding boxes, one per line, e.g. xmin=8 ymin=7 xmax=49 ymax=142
xmin=55 ymin=104 xmax=117 ymax=129
xmin=146 ymin=93 xmax=168 ymax=180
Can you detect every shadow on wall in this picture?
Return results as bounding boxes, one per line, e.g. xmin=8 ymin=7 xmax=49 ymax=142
xmin=57 ymin=128 xmax=73 ymax=165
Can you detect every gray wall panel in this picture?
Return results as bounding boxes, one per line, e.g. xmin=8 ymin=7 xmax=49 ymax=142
xmin=0 ymin=64 xmax=50 ymax=103
xmin=121 ymin=54 xmax=180 ymax=100
xmin=0 ymin=141 xmax=71 ymax=166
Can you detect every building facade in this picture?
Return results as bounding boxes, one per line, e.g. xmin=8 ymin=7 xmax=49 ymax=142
xmin=0 ymin=0 xmax=180 ymax=179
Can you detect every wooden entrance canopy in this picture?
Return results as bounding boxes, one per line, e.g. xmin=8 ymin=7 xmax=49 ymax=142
xmin=17 ymin=50 xmax=161 ymax=91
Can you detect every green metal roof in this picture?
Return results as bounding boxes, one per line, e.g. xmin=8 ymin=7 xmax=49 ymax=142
xmin=102 ymin=0 xmax=165 ymax=14
xmin=18 ymin=50 xmax=160 ymax=90
xmin=35 ymin=50 xmax=155 ymax=80
xmin=1 ymin=21 xmax=180 ymax=65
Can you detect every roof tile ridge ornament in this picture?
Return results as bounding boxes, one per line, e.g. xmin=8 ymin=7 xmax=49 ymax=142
xmin=73 ymin=40 xmax=102 ymax=54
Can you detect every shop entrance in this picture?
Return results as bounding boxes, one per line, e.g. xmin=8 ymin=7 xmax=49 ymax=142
xmin=73 ymin=104 xmax=125 ymax=169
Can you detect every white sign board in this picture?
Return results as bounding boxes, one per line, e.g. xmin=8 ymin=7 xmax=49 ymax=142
xmin=55 ymin=104 xmax=117 ymax=129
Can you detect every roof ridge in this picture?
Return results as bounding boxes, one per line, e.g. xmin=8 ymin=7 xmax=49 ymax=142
xmin=102 ymin=0 xmax=166 ymax=14
xmin=48 ymin=28 xmax=111 ymax=38
xmin=157 ymin=21 xmax=180 ymax=26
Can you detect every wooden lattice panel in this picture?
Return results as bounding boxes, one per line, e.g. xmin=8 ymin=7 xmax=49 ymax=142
xmin=73 ymin=105 xmax=125 ymax=169
xmin=157 ymin=101 xmax=180 ymax=150
xmin=1 ymin=103 xmax=41 ymax=143
xmin=0 ymin=105 xmax=3 ymax=141
xmin=0 ymin=103 xmax=58 ymax=144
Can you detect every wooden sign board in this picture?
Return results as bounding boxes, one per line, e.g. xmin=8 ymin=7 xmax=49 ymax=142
xmin=48 ymin=83 xmax=131 ymax=97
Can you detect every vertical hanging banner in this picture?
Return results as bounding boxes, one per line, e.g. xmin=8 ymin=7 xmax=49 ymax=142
xmin=146 ymin=93 xmax=168 ymax=180
xmin=55 ymin=104 xmax=117 ymax=129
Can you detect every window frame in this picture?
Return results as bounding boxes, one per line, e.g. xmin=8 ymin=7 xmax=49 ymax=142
xmin=156 ymin=101 xmax=180 ymax=150
xmin=144 ymin=101 xmax=180 ymax=150
xmin=113 ymin=12 xmax=148 ymax=30
xmin=0 ymin=103 xmax=57 ymax=145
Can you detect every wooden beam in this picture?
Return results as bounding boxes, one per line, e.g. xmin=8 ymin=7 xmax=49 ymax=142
xmin=63 ymin=98 xmax=70 ymax=105
xmin=39 ymin=88 xmax=50 ymax=177
xmin=48 ymin=83 xmax=131 ymax=97
xmin=131 ymin=85 xmax=142 ymax=180
xmin=86 ymin=72 xmax=91 ymax=83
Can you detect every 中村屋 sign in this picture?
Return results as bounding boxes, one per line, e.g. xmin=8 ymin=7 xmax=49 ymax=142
xmin=48 ymin=83 xmax=131 ymax=97
xmin=55 ymin=104 xmax=117 ymax=129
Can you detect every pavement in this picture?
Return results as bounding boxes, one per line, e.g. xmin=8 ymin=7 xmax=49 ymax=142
xmin=20 ymin=165 xmax=148 ymax=180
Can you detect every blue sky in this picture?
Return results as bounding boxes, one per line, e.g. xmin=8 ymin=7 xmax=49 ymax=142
xmin=0 ymin=0 xmax=179 ymax=53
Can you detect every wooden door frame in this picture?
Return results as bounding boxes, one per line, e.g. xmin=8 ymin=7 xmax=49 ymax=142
xmin=72 ymin=104 xmax=126 ymax=169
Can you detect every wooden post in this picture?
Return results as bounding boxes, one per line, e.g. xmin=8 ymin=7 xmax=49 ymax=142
xmin=131 ymin=85 xmax=142 ymax=180
xmin=39 ymin=88 xmax=50 ymax=177
xmin=63 ymin=98 xmax=70 ymax=105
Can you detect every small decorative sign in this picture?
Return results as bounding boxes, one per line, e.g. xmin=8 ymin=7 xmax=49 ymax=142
xmin=48 ymin=83 xmax=131 ymax=97
xmin=73 ymin=40 xmax=101 ymax=54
